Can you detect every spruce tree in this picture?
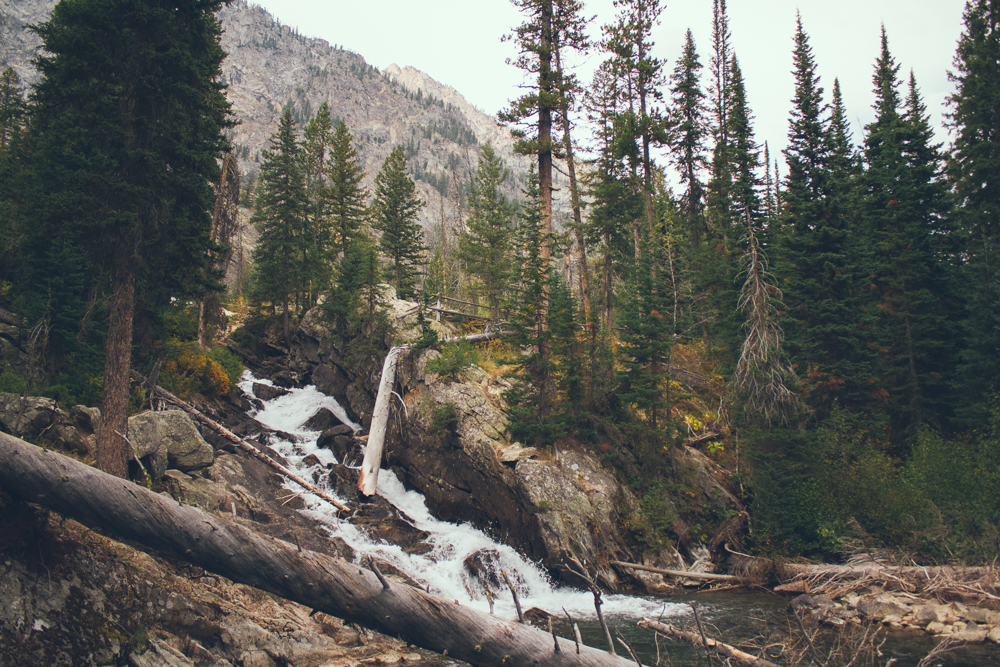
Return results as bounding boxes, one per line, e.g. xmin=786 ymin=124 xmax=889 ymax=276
xmin=25 ymin=0 xmax=231 ymax=477
xmin=455 ymin=142 xmax=516 ymax=318
xmin=860 ymin=29 xmax=963 ymax=445
xmin=602 ymin=0 xmax=668 ymax=246
xmin=302 ymin=103 xmax=335 ymax=303
xmin=251 ymin=109 xmax=309 ymax=349
xmin=504 ymin=165 xmax=557 ymax=446
xmin=948 ymin=0 xmax=1000 ymax=424
xmin=582 ymin=61 xmax=643 ymax=330
xmin=372 ymin=146 xmax=426 ymax=299
xmin=0 ymin=67 xmax=27 ymax=151
xmin=323 ymin=119 xmax=369 ymax=260
xmin=777 ymin=17 xmax=870 ymax=418
xmin=668 ymin=30 xmax=709 ymax=253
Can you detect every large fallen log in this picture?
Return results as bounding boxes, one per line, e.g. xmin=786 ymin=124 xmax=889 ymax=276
xmin=638 ymin=619 xmax=780 ymax=667
xmin=0 ymin=433 xmax=636 ymax=667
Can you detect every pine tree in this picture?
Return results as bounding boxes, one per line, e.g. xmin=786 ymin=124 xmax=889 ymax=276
xmin=706 ymin=0 xmax=734 ymax=235
xmin=251 ymin=109 xmax=309 ymax=349
xmin=948 ymin=0 xmax=1000 ymax=424
xmin=372 ymin=145 xmax=426 ymax=299
xmin=0 ymin=67 xmax=27 ymax=151
xmin=776 ymin=17 xmax=870 ymax=418
xmin=668 ymin=29 xmax=709 ymax=253
xmin=302 ymin=102 xmax=335 ymax=302
xmin=504 ymin=164 xmax=557 ymax=446
xmin=602 ymin=0 xmax=668 ymax=247
xmin=582 ymin=61 xmax=643 ymax=330
xmin=455 ymin=142 xmax=516 ymax=317
xmin=323 ymin=120 xmax=369 ymax=260
xmin=25 ymin=0 xmax=231 ymax=477
xmin=860 ymin=29 xmax=963 ymax=445
xmin=727 ymin=57 xmax=763 ymax=229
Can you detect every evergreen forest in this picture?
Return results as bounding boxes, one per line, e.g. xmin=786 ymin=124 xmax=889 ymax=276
xmin=3 ymin=0 xmax=1000 ymax=563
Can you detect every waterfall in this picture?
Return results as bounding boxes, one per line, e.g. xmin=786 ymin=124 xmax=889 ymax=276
xmin=238 ymin=372 xmax=681 ymax=621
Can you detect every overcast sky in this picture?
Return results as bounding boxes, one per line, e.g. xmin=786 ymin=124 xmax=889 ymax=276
xmin=250 ymin=0 xmax=968 ymax=162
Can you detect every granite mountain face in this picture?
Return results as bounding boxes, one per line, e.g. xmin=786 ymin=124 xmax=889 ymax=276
xmin=1 ymin=0 xmax=533 ymax=233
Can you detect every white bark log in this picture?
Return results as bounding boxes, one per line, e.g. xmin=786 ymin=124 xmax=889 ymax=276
xmin=358 ymin=345 xmax=407 ymax=496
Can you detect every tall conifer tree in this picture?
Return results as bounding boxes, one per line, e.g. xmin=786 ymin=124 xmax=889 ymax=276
xmin=323 ymin=120 xmax=369 ymax=260
xmin=26 ymin=0 xmax=231 ymax=477
xmin=948 ymin=0 xmax=1000 ymax=423
xmin=861 ymin=29 xmax=963 ymax=445
xmin=372 ymin=146 xmax=426 ymax=299
xmin=251 ymin=109 xmax=309 ymax=349
xmin=668 ymin=30 xmax=709 ymax=253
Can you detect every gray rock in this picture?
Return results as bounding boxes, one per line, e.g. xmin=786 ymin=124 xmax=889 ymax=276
xmin=0 ymin=393 xmax=59 ymax=440
xmin=158 ymin=411 xmax=215 ymax=472
xmin=914 ymin=604 xmax=950 ymax=625
xmin=857 ymin=597 xmax=908 ymax=620
xmin=128 ymin=411 xmax=170 ymax=479
xmin=128 ymin=410 xmax=214 ymax=476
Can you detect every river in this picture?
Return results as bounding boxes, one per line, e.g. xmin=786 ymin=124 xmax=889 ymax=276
xmin=237 ymin=374 xmax=999 ymax=666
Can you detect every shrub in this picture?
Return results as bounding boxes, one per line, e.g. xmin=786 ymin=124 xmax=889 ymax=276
xmin=0 ymin=370 xmax=25 ymax=394
xmin=158 ymin=338 xmax=236 ymax=398
xmin=426 ymin=340 xmax=478 ymax=380
xmin=430 ymin=402 xmax=460 ymax=431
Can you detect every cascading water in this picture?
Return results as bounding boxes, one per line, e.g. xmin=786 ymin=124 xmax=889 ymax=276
xmin=237 ymin=371 xmax=682 ymax=623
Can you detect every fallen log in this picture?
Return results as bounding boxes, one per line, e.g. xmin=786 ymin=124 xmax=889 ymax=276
xmin=130 ymin=369 xmax=348 ymax=513
xmin=780 ymin=562 xmax=999 ymax=579
xmin=0 ymin=433 xmax=636 ymax=667
xmin=613 ymin=561 xmax=739 ymax=582
xmin=638 ymin=619 xmax=780 ymax=667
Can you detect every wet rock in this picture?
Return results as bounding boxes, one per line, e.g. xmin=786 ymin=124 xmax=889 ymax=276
xmin=316 ymin=426 xmax=360 ymax=464
xmin=463 ymin=549 xmax=504 ymax=598
xmin=271 ymin=370 xmax=297 ymax=388
xmin=303 ymin=407 xmax=343 ymax=431
xmin=349 ymin=502 xmax=431 ymax=555
xmin=252 ymin=383 xmax=288 ymax=402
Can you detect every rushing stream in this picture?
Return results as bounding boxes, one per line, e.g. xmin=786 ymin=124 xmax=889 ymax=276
xmin=237 ymin=373 xmax=998 ymax=666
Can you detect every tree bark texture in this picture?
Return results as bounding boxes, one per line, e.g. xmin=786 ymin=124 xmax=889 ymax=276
xmin=0 ymin=433 xmax=636 ymax=667
xmin=97 ymin=245 xmax=136 ymax=478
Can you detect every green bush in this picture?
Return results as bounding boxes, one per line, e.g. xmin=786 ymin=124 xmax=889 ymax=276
xmin=430 ymin=402 xmax=460 ymax=431
xmin=0 ymin=370 xmax=25 ymax=394
xmin=426 ymin=340 xmax=478 ymax=380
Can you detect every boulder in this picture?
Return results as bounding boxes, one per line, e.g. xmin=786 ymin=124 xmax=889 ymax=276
xmin=252 ymin=382 xmax=288 ymax=402
xmin=316 ymin=426 xmax=361 ymax=465
xmin=129 ymin=410 xmax=214 ymax=475
xmin=857 ymin=596 xmax=908 ymax=621
xmin=0 ymin=393 xmax=59 ymax=440
xmin=128 ymin=411 xmax=170 ymax=479
xmin=303 ymin=407 xmax=343 ymax=431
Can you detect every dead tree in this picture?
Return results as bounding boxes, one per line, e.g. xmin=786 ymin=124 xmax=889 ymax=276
xmin=0 ymin=433 xmax=637 ymax=667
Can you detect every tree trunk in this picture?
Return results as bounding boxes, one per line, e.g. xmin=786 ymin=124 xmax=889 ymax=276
xmin=97 ymin=245 xmax=136 ymax=478
xmin=0 ymin=433 xmax=636 ymax=667
xmin=358 ymin=344 xmax=406 ymax=497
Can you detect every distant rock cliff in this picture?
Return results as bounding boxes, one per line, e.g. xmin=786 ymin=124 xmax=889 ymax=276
xmin=0 ymin=0 xmax=536 ymax=235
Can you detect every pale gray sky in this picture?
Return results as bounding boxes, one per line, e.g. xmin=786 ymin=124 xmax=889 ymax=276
xmin=250 ymin=0 xmax=967 ymax=161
